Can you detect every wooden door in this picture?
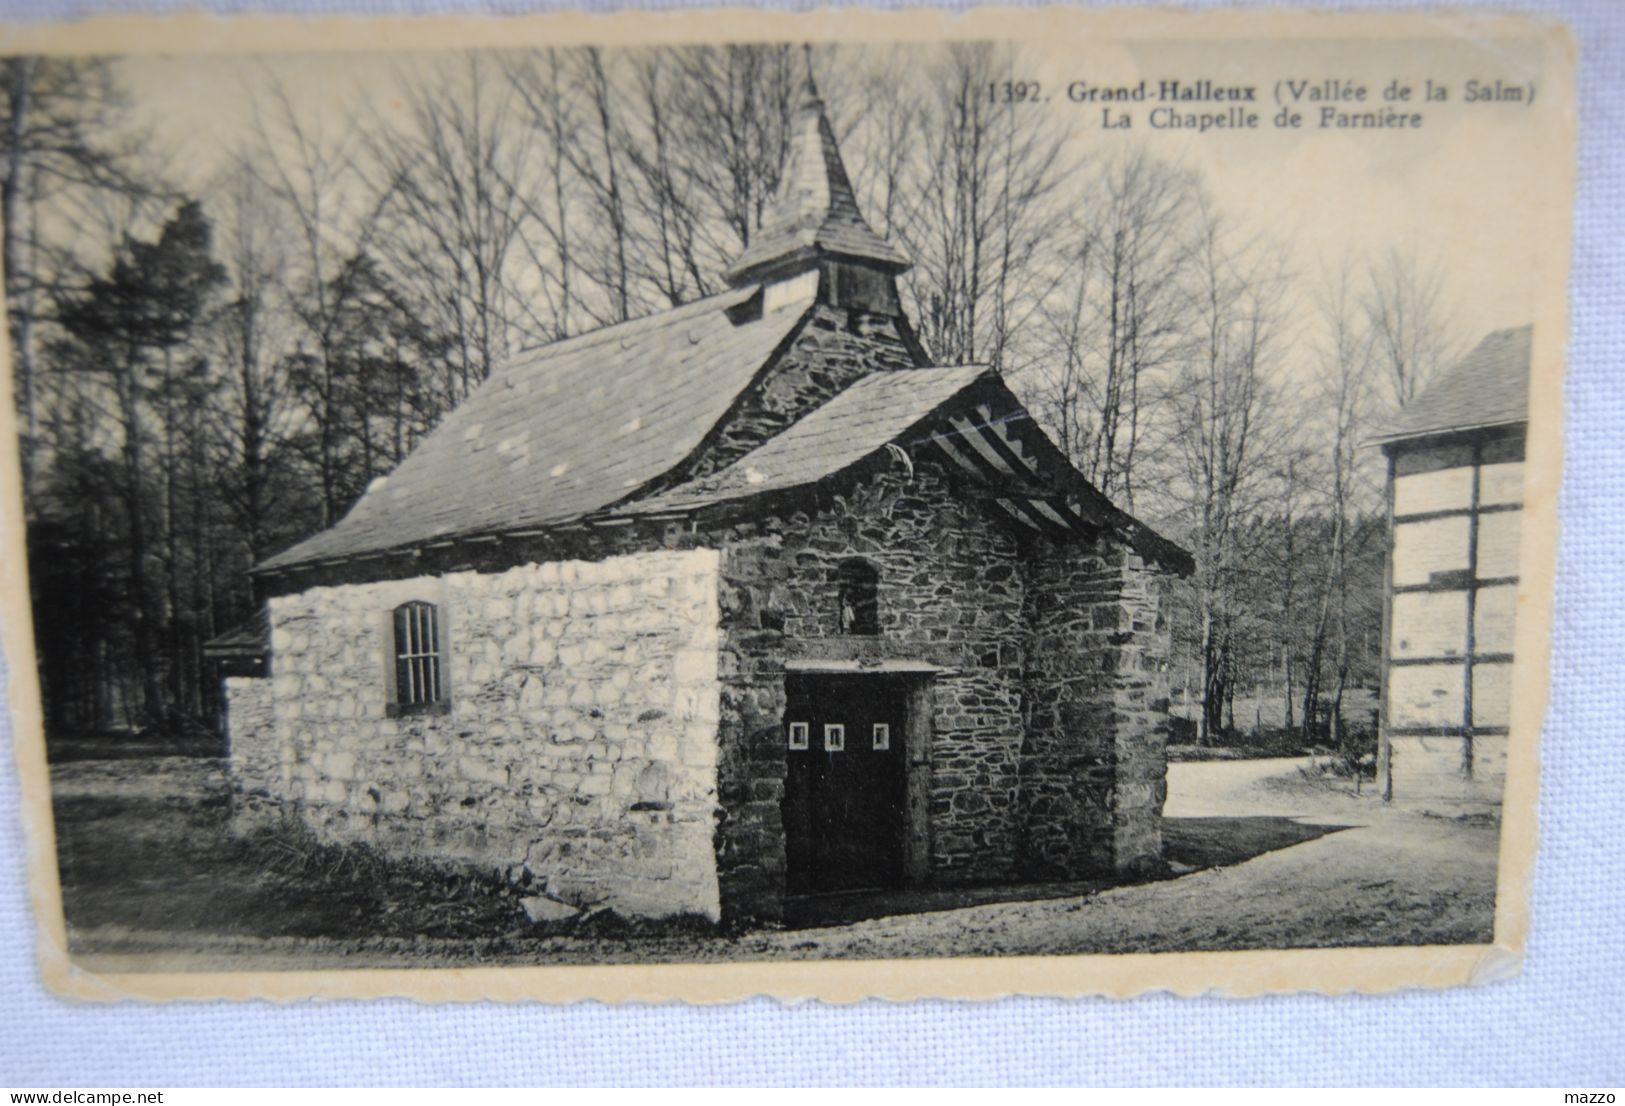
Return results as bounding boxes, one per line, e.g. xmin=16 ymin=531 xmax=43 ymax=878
xmin=782 ymin=674 xmax=907 ymax=895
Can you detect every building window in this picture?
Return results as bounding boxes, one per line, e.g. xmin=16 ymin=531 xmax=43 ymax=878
xmin=872 ymin=723 xmax=890 ymax=751
xmin=824 ymin=723 xmax=846 ymax=752
xmin=391 ymin=600 xmax=444 ymax=713
xmin=788 ymin=721 xmax=810 ymax=751
xmin=837 ymin=558 xmax=880 ymax=635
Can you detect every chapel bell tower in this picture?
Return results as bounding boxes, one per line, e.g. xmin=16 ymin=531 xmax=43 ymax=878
xmin=723 ymin=48 xmax=912 ymax=315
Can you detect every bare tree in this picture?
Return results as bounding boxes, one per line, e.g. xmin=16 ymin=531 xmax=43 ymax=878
xmin=1364 ymin=245 xmax=1457 ymax=409
xmin=250 ymin=77 xmax=394 ymax=525
xmin=619 ymin=50 xmax=714 ymax=307
xmin=833 ymin=45 xmax=924 ymax=247
xmin=1030 ymin=229 xmax=1097 ymax=469
xmin=1302 ymin=258 xmax=1380 ymax=743
xmin=896 ymin=43 xmax=1067 ymax=368
xmin=505 ymin=44 xmax=802 ymax=326
xmin=658 ymin=44 xmax=798 ymax=260
xmin=367 ymin=52 xmax=538 ymax=398
xmin=1277 ymin=454 xmax=1305 ymax=731
xmin=204 ymin=155 xmax=298 ymax=565
xmin=1032 ymin=147 xmax=1194 ymax=507
xmin=566 ymin=47 xmax=635 ymax=323
xmin=1166 ymin=197 xmax=1289 ymax=742
xmin=502 ymin=49 xmax=593 ymax=340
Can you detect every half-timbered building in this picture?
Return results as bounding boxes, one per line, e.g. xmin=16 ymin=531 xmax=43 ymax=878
xmin=1373 ymin=325 xmax=1531 ymax=808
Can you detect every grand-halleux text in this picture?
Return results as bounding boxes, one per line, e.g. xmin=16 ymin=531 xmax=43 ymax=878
xmin=987 ymin=76 xmax=1532 ymax=132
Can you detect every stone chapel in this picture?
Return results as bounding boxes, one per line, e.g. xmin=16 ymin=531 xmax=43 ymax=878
xmin=223 ymin=70 xmax=1191 ymax=924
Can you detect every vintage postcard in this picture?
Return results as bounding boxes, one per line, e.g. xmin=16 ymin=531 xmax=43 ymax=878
xmin=0 ymin=7 xmax=1572 ymax=1002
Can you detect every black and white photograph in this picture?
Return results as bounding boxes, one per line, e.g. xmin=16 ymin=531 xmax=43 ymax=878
xmin=0 ymin=8 xmax=1570 ymax=1001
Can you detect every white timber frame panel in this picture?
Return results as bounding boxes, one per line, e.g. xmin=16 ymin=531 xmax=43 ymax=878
xmin=1380 ymin=431 xmax=1524 ymax=790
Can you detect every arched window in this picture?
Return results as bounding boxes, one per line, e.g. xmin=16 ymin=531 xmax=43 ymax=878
xmin=391 ymin=600 xmax=444 ymax=712
xmin=837 ymin=558 xmax=880 ymax=636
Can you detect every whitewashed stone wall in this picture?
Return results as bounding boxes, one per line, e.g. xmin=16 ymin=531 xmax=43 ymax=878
xmin=225 ymin=549 xmax=725 ymax=921
xmin=224 ymin=675 xmax=276 ymax=794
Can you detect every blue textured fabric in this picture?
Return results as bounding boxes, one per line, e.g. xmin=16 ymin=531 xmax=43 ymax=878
xmin=1 ymin=0 xmax=1622 ymax=1086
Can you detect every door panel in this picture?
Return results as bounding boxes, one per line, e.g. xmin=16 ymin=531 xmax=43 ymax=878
xmin=783 ymin=675 xmax=907 ymax=894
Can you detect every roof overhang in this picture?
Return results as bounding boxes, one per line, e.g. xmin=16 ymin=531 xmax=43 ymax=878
xmin=1366 ymin=417 xmax=1528 ymax=452
xmin=202 ymin=614 xmax=270 ymax=659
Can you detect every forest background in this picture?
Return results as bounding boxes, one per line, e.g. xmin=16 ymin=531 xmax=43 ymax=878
xmin=0 ymin=42 xmax=1488 ymax=752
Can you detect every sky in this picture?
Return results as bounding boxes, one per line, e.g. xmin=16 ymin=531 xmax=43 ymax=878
xmin=1034 ymin=31 xmax=1556 ymax=349
xmin=111 ymin=25 xmax=1562 ymax=366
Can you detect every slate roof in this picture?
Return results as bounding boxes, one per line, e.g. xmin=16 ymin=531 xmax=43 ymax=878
xmin=1372 ymin=325 xmax=1532 ymax=445
xmin=202 ymin=608 xmax=270 ymax=657
xmin=722 ymin=77 xmax=909 ymax=285
xmin=258 ymin=283 xmax=814 ymax=571
xmin=619 ymin=365 xmax=993 ymax=514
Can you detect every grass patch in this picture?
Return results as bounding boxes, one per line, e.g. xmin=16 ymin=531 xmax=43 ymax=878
xmin=234 ymin=814 xmax=528 ymax=940
xmin=53 ymin=758 xmax=731 ymax=950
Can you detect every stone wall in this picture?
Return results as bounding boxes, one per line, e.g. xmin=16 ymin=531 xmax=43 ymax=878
xmin=715 ymin=459 xmax=1029 ymax=892
xmin=223 ymin=675 xmax=276 ymax=798
xmin=679 ymin=304 xmax=922 ymax=484
xmin=708 ymin=456 xmax=1175 ymax=901
xmin=230 ymin=453 xmax=1176 ymax=920
xmin=1110 ymin=555 xmax=1174 ymax=872
xmin=712 ymin=538 xmax=791 ymax=922
xmin=225 ymin=549 xmax=725 ymax=921
xmin=1018 ymin=539 xmax=1172 ymax=878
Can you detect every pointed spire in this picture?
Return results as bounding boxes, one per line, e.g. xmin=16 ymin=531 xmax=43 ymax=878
xmin=722 ymin=45 xmax=910 ymax=288
xmin=799 ymin=43 xmax=820 ymax=108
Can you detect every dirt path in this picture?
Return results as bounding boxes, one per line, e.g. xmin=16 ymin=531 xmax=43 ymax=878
xmin=1168 ymin=756 xmax=1318 ymax=817
xmin=1166 ymin=755 xmax=1390 ymax=819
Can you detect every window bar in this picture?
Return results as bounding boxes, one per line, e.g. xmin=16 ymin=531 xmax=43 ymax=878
xmin=426 ymin=604 xmax=440 ymax=702
xmin=394 ymin=607 xmax=408 ymax=706
xmin=408 ymin=606 xmax=421 ymax=704
xmin=412 ymin=607 xmax=425 ymax=701
xmin=393 ymin=603 xmax=444 ymax=707
xmin=411 ymin=605 xmax=422 ymax=704
xmin=398 ymin=607 xmax=411 ymax=705
xmin=414 ymin=604 xmax=424 ymax=705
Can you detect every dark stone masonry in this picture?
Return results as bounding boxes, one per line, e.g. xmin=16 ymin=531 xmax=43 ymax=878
xmin=698 ymin=463 xmax=1173 ymax=920
xmin=709 ymin=462 xmax=1029 ymax=918
xmin=673 ymin=302 xmax=926 ymax=488
xmin=1020 ymin=540 xmax=1172 ymax=879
